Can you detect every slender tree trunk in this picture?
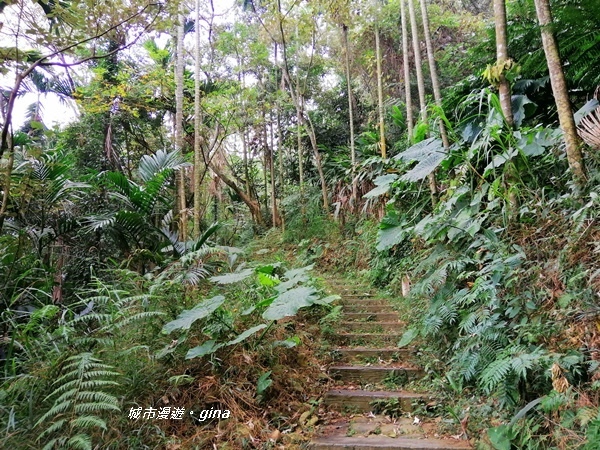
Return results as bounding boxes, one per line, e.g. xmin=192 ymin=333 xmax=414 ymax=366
xmin=342 ymin=24 xmax=358 ymax=209
xmin=175 ymin=10 xmax=187 ymax=241
xmin=296 ymin=61 xmax=304 ymax=199
xmin=533 ymin=0 xmax=586 ymax=188
xmin=400 ymin=0 xmax=414 ymax=141
xmin=193 ymin=0 xmax=203 ymax=239
xmin=275 ymin=45 xmax=286 ymax=231
xmin=493 ymin=0 xmax=513 ymax=126
xmin=305 ymin=111 xmax=330 ymax=212
xmin=375 ymin=26 xmax=387 ymax=159
xmin=407 ymin=0 xmax=427 ymax=123
xmin=268 ymin=115 xmax=280 ymax=227
xmin=419 ymin=0 xmax=449 ymax=149
xmin=493 ymin=0 xmax=520 ymax=211
xmin=278 ymin=2 xmax=328 ymax=214
xmin=0 ymin=136 xmax=14 ymax=232
xmin=210 ymin=161 xmax=265 ymax=226
xmin=407 ymin=0 xmax=436 ymax=204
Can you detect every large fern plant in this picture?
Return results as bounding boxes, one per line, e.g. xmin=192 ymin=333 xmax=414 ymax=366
xmin=35 ymin=352 xmax=120 ymax=450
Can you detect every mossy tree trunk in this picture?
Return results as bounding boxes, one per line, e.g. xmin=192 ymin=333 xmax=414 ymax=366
xmin=533 ymin=0 xmax=587 ymax=189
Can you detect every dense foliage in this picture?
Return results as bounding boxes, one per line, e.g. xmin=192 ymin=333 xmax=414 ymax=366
xmin=1 ymin=0 xmax=599 ymax=448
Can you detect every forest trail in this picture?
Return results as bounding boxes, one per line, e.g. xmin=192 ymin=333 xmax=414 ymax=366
xmin=309 ymin=280 xmax=472 ymax=450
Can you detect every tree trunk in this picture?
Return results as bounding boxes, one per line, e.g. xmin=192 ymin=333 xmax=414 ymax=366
xmin=407 ymin=0 xmax=436 ymax=205
xmin=419 ymin=0 xmax=449 ymax=149
xmin=193 ymin=0 xmax=203 ymax=239
xmin=407 ymin=0 xmax=427 ymax=124
xmin=342 ymin=24 xmax=358 ymax=209
xmin=296 ymin=51 xmax=305 ymax=199
xmin=210 ymin=161 xmax=265 ymax=226
xmin=277 ymin=2 xmax=329 ymax=214
xmin=533 ymin=0 xmax=586 ymax=189
xmin=400 ymin=0 xmax=414 ymax=141
xmin=493 ymin=0 xmax=513 ymax=126
xmin=175 ymin=10 xmax=187 ymax=241
xmin=0 ymin=136 xmax=14 ymax=233
xmin=375 ymin=26 xmax=387 ymax=159
xmin=269 ymin=114 xmax=281 ymax=227
xmin=275 ymin=43 xmax=286 ymax=231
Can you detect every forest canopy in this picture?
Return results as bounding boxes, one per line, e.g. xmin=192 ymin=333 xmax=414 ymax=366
xmin=1 ymin=0 xmax=599 ymax=448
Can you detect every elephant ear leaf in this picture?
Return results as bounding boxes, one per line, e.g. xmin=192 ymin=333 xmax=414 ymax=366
xmin=262 ymin=286 xmax=318 ymax=320
xmin=210 ymin=268 xmax=254 ymax=284
xmin=162 ymin=295 xmax=225 ymax=334
xmin=394 ymin=137 xmax=447 ymax=182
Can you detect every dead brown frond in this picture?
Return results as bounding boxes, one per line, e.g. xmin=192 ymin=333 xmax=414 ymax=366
xmin=578 ymin=106 xmax=600 ymax=149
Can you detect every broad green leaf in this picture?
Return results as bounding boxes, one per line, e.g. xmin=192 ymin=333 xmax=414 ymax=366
xmin=273 ymin=336 xmax=301 ymax=348
xmin=262 ymin=286 xmax=318 ymax=320
xmin=241 ymin=305 xmax=256 ymax=316
xmin=258 ymin=272 xmax=279 ymax=287
xmin=256 ymin=263 xmax=280 ymax=274
xmin=186 ymin=340 xmax=223 ymax=359
xmin=310 ymin=294 xmax=340 ymax=305
xmin=394 ymin=137 xmax=442 ymax=162
xmin=225 ymin=324 xmax=267 ymax=346
xmin=363 ymin=174 xmax=398 ymax=199
xmin=256 ymin=371 xmax=272 ymax=396
xmin=483 ymin=149 xmax=517 ymax=174
xmin=377 ymin=224 xmax=407 ymax=251
xmin=162 ymin=295 xmax=225 ymax=334
xmin=210 ymin=268 xmax=254 ymax=284
xmin=283 ymin=265 xmax=314 ymax=280
xmin=399 ymin=140 xmax=447 ymax=182
xmin=276 ymin=265 xmax=314 ymax=292
xmin=276 ymin=275 xmax=309 ymax=292
xmin=488 ymin=425 xmax=513 ymax=450
xmin=398 ymin=328 xmax=418 ymax=348
xmin=254 ymin=295 xmax=277 ymax=309
xmin=155 ymin=336 xmax=186 ymax=359
xmin=509 ymin=397 xmax=544 ymax=426
xmin=511 ymin=95 xmax=536 ymax=127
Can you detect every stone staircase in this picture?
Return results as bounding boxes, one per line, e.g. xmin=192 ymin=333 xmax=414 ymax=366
xmin=310 ymin=281 xmax=471 ymax=450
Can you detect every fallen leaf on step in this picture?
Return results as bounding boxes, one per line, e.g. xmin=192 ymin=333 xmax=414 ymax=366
xmin=269 ymin=429 xmax=281 ymax=442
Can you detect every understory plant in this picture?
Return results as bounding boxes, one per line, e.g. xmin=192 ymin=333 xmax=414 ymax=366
xmin=366 ymin=89 xmax=600 ymax=447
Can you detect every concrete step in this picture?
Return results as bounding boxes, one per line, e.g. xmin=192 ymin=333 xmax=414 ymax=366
xmin=333 ymin=347 xmax=415 ymax=362
xmin=323 ymin=389 xmax=426 ymax=413
xmin=329 ymin=287 xmax=375 ymax=295
xmin=339 ymin=322 xmax=403 ymax=333
xmin=310 ymin=435 xmax=471 ymax=449
xmin=341 ymin=298 xmax=391 ymax=306
xmin=343 ymin=305 xmax=396 ymax=313
xmin=343 ymin=313 xmax=400 ymax=322
xmin=329 ymin=365 xmax=423 ymax=384
xmin=334 ymin=333 xmax=402 ymax=346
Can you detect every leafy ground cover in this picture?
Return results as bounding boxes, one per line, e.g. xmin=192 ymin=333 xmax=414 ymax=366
xmin=1 ymin=235 xmax=340 ymax=449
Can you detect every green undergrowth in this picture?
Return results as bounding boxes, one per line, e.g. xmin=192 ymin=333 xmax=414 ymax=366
xmin=273 ymin=174 xmax=600 ymax=447
xmin=1 ymin=241 xmax=338 ymax=449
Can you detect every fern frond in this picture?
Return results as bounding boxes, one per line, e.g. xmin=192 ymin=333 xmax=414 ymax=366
xmin=70 ymin=416 xmax=107 ymax=430
xmin=36 ymin=352 xmax=120 ymax=448
xmin=67 ymin=433 xmax=92 ymax=450
xmin=481 ymin=357 xmax=513 ymax=394
xmin=39 ymin=419 xmax=67 ymax=437
xmin=75 ymin=391 xmax=119 ymax=404
xmin=73 ymin=402 xmax=120 ymax=414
